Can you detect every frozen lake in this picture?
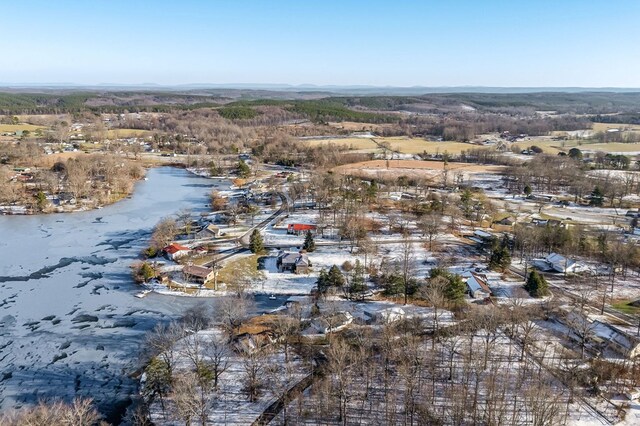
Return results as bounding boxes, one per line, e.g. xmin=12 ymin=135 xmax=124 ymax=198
xmin=0 ymin=167 xmax=261 ymax=421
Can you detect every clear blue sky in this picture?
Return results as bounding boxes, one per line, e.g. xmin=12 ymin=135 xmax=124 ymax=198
xmin=1 ymin=0 xmax=639 ymax=87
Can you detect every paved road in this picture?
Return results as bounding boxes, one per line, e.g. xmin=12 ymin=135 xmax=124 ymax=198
xmin=201 ymin=192 xmax=288 ymax=267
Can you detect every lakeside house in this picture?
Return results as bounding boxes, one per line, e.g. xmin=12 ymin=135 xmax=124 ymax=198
xmin=182 ymin=264 xmax=214 ymax=285
xmin=195 ymin=223 xmax=222 ymax=239
xmin=164 ymin=243 xmax=191 ymax=260
xmin=277 ymin=251 xmax=311 ymax=274
xmin=287 ymin=223 xmax=317 ymax=235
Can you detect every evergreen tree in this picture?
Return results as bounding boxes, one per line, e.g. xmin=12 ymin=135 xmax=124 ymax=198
xmin=590 ymin=186 xmax=604 ymax=207
xmin=488 ymin=238 xmax=512 ymax=272
xmin=143 ymin=357 xmax=171 ymax=411
xmin=302 ymin=230 xmax=316 ymax=252
xmin=382 ymin=271 xmax=405 ymax=296
xmin=444 ymin=274 xmax=466 ymax=303
xmin=237 ymin=160 xmax=251 ymax=178
xmin=430 ymin=268 xmax=466 ymax=303
xmin=525 ymin=270 xmax=549 ymax=298
xmin=209 ymin=162 xmax=221 ymax=177
xmin=317 ymin=265 xmax=345 ymax=293
xmin=316 ymin=269 xmax=329 ymax=293
xmin=35 ymin=190 xmax=47 ymax=212
xmin=327 ymin=264 xmax=345 ymax=288
xmin=365 ymin=180 xmax=378 ymax=201
xmin=523 ymin=185 xmax=532 ymax=196
xmin=568 ymin=147 xmax=583 ymax=160
xmin=249 ymin=229 xmax=264 ymax=254
xmin=140 ymin=262 xmax=157 ymax=282
xmin=349 ymin=259 xmax=367 ymax=295
xmin=460 ymin=189 xmax=473 ymax=218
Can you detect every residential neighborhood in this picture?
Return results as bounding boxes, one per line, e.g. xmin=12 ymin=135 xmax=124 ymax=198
xmin=3 ymin=2 xmax=640 ymax=425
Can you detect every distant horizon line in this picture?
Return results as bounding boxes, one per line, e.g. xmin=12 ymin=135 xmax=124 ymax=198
xmin=2 ymin=82 xmax=640 ymax=89
xmin=1 ymin=83 xmax=640 ymax=95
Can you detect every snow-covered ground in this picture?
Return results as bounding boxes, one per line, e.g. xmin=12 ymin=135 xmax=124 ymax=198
xmin=147 ymin=327 xmax=309 ymax=425
xmin=249 ymin=240 xmax=436 ymax=296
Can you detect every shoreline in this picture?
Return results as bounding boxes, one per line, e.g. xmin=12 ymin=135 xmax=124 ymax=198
xmin=0 ymin=168 xmax=151 ymax=216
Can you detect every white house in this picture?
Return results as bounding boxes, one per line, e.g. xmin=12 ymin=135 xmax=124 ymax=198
xmin=592 ymin=320 xmax=640 ymax=358
xmin=368 ymin=307 xmax=406 ymax=324
xmin=311 ymin=312 xmax=353 ymax=334
xmin=545 ymin=253 xmax=590 ymax=274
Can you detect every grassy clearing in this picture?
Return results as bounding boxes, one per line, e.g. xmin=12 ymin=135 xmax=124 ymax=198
xmin=611 ymin=300 xmax=640 ymax=315
xmin=334 ymin=159 xmax=504 ymax=181
xmin=302 ymin=137 xmax=379 ymax=151
xmin=382 ymin=137 xmax=481 ymax=154
xmin=327 ymin=121 xmax=388 ymax=132
xmin=581 ymin=143 xmax=640 ymax=153
xmin=0 ymin=124 xmax=46 ymax=132
xmin=106 ymin=129 xmax=152 ymax=139
xmin=301 ymin=136 xmax=480 ymax=155
xmin=213 ymin=254 xmax=264 ymax=289
xmin=514 ymin=139 xmax=584 ymax=155
xmin=592 ymin=122 xmax=640 ymax=133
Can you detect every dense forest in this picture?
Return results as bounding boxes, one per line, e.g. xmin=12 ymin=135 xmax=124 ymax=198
xmin=3 ymin=90 xmax=640 ymax=117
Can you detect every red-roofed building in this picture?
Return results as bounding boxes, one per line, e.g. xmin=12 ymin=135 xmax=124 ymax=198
xmin=287 ymin=223 xmax=317 ymax=235
xmin=164 ymin=243 xmax=191 ymax=260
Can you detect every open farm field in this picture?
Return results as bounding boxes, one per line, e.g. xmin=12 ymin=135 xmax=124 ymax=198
xmin=382 ymin=136 xmax=482 ymax=154
xmin=302 ymin=137 xmax=378 ymax=150
xmin=106 ymin=128 xmax=152 ymax=139
xmin=581 ymin=142 xmax=640 ymax=153
xmin=0 ymin=123 xmax=45 ymax=133
xmin=327 ymin=121 xmax=389 ymax=132
xmin=592 ymin=122 xmax=640 ymax=133
xmin=513 ymin=138 xmax=583 ymax=154
xmin=302 ymin=135 xmax=481 ymax=155
xmin=334 ymin=159 xmax=504 ymax=180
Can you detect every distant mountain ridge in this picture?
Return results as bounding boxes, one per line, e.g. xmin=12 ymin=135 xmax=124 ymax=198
xmin=1 ymin=82 xmax=640 ymax=95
